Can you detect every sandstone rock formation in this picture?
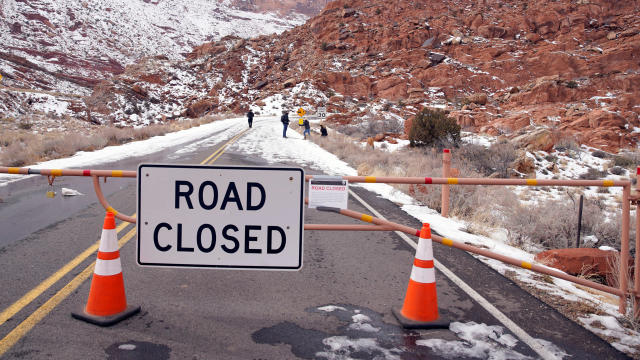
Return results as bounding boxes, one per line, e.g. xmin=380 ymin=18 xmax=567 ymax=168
xmin=534 ymin=248 xmax=633 ymax=287
xmin=6 ymin=0 xmax=640 ymax=153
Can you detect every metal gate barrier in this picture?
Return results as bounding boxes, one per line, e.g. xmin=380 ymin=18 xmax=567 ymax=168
xmin=1 ymin=163 xmax=639 ymax=319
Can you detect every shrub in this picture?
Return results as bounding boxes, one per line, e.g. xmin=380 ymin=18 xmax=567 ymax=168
xmin=0 ymin=142 xmax=32 ymax=167
xmin=591 ymin=150 xmax=607 ymax=158
xmin=566 ymin=80 xmax=578 ymax=89
xmin=98 ymin=127 xmax=134 ymax=145
xmin=457 ymin=141 xmax=517 ymax=177
xmin=582 ymin=201 xmax=623 ymax=249
xmin=18 ymin=121 xmax=33 ymax=130
xmin=409 ymin=108 xmax=461 ymax=148
xmin=579 ymin=167 xmax=608 ymax=180
xmin=613 ymin=154 xmax=635 ymax=168
xmin=505 ymin=199 xmax=576 ymax=249
xmin=503 ymin=193 xmax=626 ymax=251
xmin=554 ymin=136 xmax=580 ymax=154
xmin=609 ymin=166 xmax=625 ymax=175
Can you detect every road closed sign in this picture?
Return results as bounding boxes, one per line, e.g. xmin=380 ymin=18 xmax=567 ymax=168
xmin=308 ymin=176 xmax=348 ymax=209
xmin=137 ymin=164 xmax=305 ymax=270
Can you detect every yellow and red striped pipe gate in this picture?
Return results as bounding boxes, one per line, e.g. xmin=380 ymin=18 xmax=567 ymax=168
xmin=1 ymin=162 xmax=639 ymax=319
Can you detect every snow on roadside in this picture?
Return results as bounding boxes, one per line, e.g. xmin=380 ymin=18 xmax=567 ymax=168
xmin=0 ymin=117 xmax=247 ymax=187
xmin=417 ymin=321 xmax=568 ymax=360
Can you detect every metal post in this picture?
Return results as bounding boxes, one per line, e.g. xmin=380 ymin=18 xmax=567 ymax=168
xmin=577 ymin=195 xmax=583 ymax=248
xmin=635 ymin=199 xmax=640 ymax=320
xmin=441 ymin=149 xmax=451 ymax=217
xmin=635 ymin=166 xmax=640 ymax=320
xmin=620 ymin=185 xmax=631 ymax=314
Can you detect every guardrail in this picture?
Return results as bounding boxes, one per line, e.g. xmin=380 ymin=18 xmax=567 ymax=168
xmin=1 ymin=162 xmax=638 ymax=319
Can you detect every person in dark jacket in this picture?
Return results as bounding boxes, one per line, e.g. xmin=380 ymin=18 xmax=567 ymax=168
xmin=302 ymin=119 xmax=311 ymax=139
xmin=320 ymin=124 xmax=328 ymax=137
xmin=280 ymin=110 xmax=290 ymax=138
xmin=247 ymin=109 xmax=254 ymax=128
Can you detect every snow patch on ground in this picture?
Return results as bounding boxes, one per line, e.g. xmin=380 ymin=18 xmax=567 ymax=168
xmin=417 ymin=321 xmax=531 ymax=359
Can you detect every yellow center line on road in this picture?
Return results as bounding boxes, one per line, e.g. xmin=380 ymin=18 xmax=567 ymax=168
xmin=201 ymin=128 xmax=248 ymax=165
xmin=0 ymin=228 xmax=137 ymax=357
xmin=0 ymin=221 xmax=130 ymax=328
xmin=0 ymin=128 xmax=247 ymax=357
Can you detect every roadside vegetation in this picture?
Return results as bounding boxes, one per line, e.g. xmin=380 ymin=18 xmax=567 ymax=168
xmin=0 ymin=115 xmax=231 ymax=167
xmin=408 ymin=108 xmax=461 ymax=148
xmin=305 ymin=113 xmax=637 ymax=255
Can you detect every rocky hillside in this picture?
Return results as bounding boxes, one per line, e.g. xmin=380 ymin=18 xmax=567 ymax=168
xmin=6 ymin=0 xmax=640 ymax=153
xmin=0 ymin=0 xmax=314 ymax=98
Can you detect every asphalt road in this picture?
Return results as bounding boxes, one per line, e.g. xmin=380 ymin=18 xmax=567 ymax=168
xmin=0 ymin=119 xmax=630 ymax=359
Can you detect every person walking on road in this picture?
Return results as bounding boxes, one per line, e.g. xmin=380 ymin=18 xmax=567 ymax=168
xmin=280 ymin=110 xmax=290 ymax=138
xmin=302 ymin=118 xmax=311 ymax=139
xmin=247 ymin=109 xmax=254 ymax=128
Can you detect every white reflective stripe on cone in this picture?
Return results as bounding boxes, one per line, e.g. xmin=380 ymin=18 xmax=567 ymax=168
xmin=98 ymin=230 xmax=119 ymax=252
xmin=410 ymin=266 xmax=436 ymax=284
xmin=94 ymin=258 xmax=122 ymax=276
xmin=415 ymin=238 xmax=434 ymax=261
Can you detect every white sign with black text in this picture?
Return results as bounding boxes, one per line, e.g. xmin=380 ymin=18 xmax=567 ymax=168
xmin=316 ymin=107 xmax=327 ymax=119
xmin=137 ymin=164 xmax=305 ymax=270
xmin=308 ymin=177 xmax=348 ymax=209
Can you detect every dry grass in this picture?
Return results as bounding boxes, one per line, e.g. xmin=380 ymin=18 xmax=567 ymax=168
xmin=304 ymin=126 xmax=636 ymax=253
xmin=606 ymin=253 xmax=639 ymax=332
xmin=0 ymin=114 xmax=232 ymax=167
xmin=305 ymin=128 xmax=519 ymax=228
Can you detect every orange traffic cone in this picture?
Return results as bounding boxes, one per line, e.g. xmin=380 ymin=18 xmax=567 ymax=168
xmin=72 ymin=212 xmax=140 ymax=326
xmin=393 ymin=223 xmax=449 ymax=329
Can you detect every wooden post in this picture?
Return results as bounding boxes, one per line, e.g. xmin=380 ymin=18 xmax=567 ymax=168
xmin=441 ymin=149 xmax=451 ymax=217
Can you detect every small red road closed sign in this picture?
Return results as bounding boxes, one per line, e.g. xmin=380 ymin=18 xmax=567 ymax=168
xmin=308 ymin=176 xmax=348 ymax=209
xmin=137 ymin=164 xmax=305 ymax=270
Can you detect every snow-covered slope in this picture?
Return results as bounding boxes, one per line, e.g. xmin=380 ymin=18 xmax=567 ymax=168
xmin=0 ymin=0 xmax=308 ymax=94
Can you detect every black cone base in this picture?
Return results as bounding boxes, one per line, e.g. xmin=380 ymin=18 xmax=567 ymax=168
xmin=72 ymin=305 xmax=140 ymax=327
xmin=392 ymin=307 xmax=450 ymax=329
